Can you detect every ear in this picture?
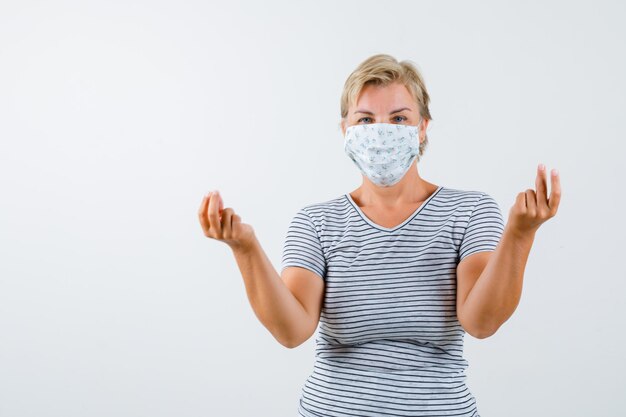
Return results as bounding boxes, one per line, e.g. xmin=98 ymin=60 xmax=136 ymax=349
xmin=420 ymin=118 xmax=430 ymax=142
xmin=340 ymin=119 xmax=346 ymax=136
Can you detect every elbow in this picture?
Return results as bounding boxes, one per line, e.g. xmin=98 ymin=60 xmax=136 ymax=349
xmin=474 ymin=322 xmax=502 ymax=339
xmin=460 ymin=316 xmax=499 ymax=339
xmin=280 ymin=328 xmax=317 ymax=348
xmin=275 ymin=330 xmax=309 ymax=349
xmin=271 ymin=316 xmax=318 ymax=349
xmin=472 ymin=327 xmax=497 ymax=339
xmin=280 ymin=338 xmax=301 ymax=349
xmin=273 ymin=331 xmax=299 ymax=349
xmin=280 ymin=336 xmax=309 ymax=349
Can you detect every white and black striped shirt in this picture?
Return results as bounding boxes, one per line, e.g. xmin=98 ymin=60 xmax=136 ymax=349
xmin=281 ymin=186 xmax=505 ymax=417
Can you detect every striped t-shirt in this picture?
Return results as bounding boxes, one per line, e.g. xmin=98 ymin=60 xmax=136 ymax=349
xmin=280 ymin=185 xmax=505 ymax=417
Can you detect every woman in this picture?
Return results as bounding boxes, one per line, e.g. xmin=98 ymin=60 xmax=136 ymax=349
xmin=198 ymin=54 xmax=561 ymax=416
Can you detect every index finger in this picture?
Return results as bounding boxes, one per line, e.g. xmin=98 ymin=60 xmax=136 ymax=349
xmin=198 ymin=192 xmax=213 ymax=231
xmin=208 ymin=190 xmax=222 ymax=236
xmin=548 ymin=169 xmax=561 ymax=214
xmin=535 ymin=163 xmax=548 ymax=209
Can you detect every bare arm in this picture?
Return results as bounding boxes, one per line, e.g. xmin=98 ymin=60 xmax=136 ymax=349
xmin=198 ymin=190 xmax=323 ymax=348
xmin=457 ymin=227 xmax=534 ymax=338
xmin=457 ymin=164 xmax=561 ymax=338
xmin=231 ymin=237 xmax=322 ymax=348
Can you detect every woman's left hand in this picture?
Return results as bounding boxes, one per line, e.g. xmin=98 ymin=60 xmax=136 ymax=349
xmin=506 ymin=163 xmax=561 ymax=237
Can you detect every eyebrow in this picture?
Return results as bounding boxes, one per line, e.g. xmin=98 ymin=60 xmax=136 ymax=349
xmin=354 ymin=107 xmax=411 ymax=115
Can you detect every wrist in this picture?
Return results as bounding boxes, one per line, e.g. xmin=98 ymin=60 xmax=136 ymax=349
xmin=504 ymin=223 xmax=536 ymax=243
xmin=229 ymin=235 xmax=259 ymax=255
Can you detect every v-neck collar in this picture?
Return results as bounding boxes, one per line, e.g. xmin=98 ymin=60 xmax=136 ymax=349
xmin=344 ymin=186 xmax=444 ymax=232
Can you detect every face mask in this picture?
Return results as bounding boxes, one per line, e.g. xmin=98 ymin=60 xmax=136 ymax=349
xmin=344 ymin=122 xmax=420 ymax=187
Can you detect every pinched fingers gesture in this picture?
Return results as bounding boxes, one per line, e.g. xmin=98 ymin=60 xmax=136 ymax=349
xmin=508 ymin=163 xmax=561 ymax=237
xmin=198 ymin=190 xmax=256 ymax=251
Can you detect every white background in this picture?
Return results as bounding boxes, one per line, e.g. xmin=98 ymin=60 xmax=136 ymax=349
xmin=1 ymin=1 xmax=624 ymax=416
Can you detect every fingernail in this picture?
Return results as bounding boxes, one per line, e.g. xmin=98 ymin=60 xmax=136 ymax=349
xmin=539 ymin=163 xmax=545 ymax=171
xmin=552 ymin=169 xmax=559 ymax=176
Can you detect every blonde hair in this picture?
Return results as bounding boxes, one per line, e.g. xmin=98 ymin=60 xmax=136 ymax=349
xmin=340 ymin=54 xmax=432 ymax=161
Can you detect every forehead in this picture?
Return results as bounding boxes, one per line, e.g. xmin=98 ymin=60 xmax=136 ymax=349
xmin=353 ymin=82 xmax=414 ymax=112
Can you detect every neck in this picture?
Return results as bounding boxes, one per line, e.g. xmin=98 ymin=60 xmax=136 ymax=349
xmin=353 ymin=166 xmax=436 ymax=206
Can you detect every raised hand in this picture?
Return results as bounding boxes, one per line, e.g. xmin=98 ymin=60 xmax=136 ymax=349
xmin=507 ymin=163 xmax=561 ymax=237
xmin=198 ymin=190 xmax=256 ymax=251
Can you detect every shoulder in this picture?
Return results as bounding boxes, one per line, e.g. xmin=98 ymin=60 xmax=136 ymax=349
xmin=436 ymin=187 xmax=503 ymax=224
xmin=298 ymin=194 xmax=348 ymax=220
xmin=288 ymin=194 xmax=351 ymax=239
xmin=438 ymin=186 xmax=493 ymax=208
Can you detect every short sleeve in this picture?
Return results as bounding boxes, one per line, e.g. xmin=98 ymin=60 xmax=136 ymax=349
xmin=280 ymin=208 xmax=326 ymax=280
xmin=458 ymin=192 xmax=505 ymax=261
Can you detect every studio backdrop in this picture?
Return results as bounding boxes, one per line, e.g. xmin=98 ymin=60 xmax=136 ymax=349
xmin=0 ymin=1 xmax=624 ymax=416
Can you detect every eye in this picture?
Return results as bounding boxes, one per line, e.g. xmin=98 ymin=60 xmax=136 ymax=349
xmin=393 ymin=115 xmax=407 ymax=122
xmin=357 ymin=117 xmax=372 ymax=123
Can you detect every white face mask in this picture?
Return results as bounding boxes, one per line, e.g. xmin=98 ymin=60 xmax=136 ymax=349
xmin=344 ymin=122 xmax=421 ymax=187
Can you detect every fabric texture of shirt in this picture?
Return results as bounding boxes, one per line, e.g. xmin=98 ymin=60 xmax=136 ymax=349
xmin=280 ymin=186 xmax=505 ymax=417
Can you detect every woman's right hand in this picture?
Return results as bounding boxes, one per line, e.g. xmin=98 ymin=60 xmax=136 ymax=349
xmin=198 ymin=190 xmax=256 ymax=252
